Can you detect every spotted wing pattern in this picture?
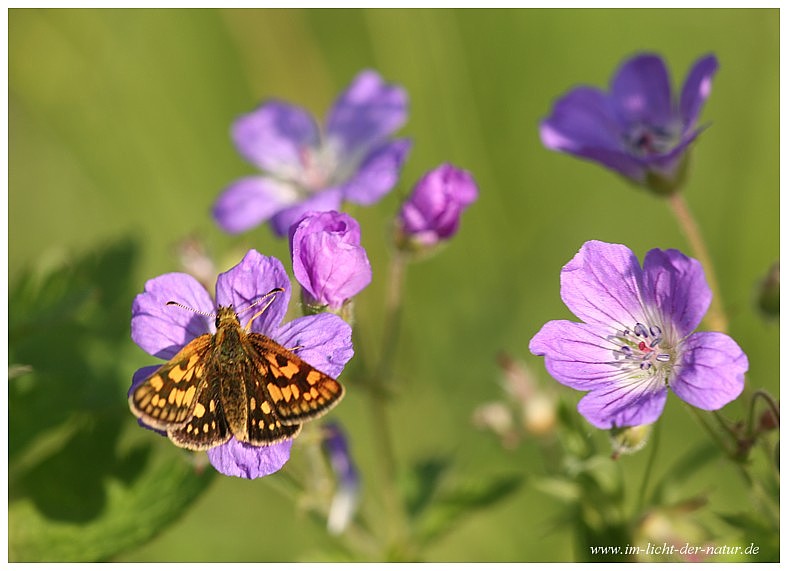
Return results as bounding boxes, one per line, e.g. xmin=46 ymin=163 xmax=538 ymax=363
xmin=247 ymin=333 xmax=345 ymax=424
xmin=129 ymin=335 xmax=212 ymax=431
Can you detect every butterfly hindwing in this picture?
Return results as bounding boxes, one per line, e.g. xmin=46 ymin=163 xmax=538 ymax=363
xmin=247 ymin=333 xmax=345 ymax=424
xmin=167 ymin=375 xmax=232 ymax=450
xmin=129 ymin=335 xmax=212 ymax=431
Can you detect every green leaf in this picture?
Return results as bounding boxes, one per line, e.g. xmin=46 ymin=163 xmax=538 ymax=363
xmin=8 ymin=239 xmax=216 ymax=561
xmin=715 ymin=511 xmax=779 ymax=561
xmin=403 ymin=456 xmax=453 ymax=520
xmin=9 ymin=439 xmax=215 ymax=562
xmin=648 ymin=441 xmax=720 ymax=505
xmin=414 ymin=474 xmax=523 ymax=545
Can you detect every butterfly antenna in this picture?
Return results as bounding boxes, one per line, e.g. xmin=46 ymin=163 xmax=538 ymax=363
xmin=241 ymin=287 xmax=285 ymax=332
xmin=165 ymin=300 xmax=215 ymax=318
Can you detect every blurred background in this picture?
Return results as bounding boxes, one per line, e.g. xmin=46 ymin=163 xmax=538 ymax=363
xmin=9 ymin=8 xmax=779 ymax=562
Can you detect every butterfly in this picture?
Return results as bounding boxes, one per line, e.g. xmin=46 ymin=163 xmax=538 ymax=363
xmin=128 ymin=290 xmax=345 ymax=451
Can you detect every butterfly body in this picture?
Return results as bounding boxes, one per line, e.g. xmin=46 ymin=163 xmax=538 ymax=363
xmin=129 ymin=305 xmax=344 ymax=451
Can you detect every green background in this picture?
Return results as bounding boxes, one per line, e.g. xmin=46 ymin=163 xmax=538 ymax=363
xmin=9 ymin=8 xmax=779 ymax=562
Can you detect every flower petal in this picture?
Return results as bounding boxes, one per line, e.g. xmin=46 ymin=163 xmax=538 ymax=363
xmin=559 ymin=240 xmax=647 ymax=330
xmin=326 ymin=70 xmax=408 ymax=160
xmin=269 ymin=187 xmax=343 ymax=237
xmin=577 ymin=379 xmax=668 ymax=429
xmin=206 ymin=438 xmax=292 ymax=479
xmin=274 ymin=313 xmax=354 ymax=379
xmin=212 ymin=176 xmax=299 ymax=235
xmin=641 ymin=247 xmax=711 ymax=338
xmin=679 ymin=54 xmax=719 ymax=130
xmin=610 ymin=53 xmax=673 ymax=127
xmin=340 ymin=139 xmax=411 ymax=205
xmin=671 ymin=331 xmax=747 ymax=410
xmin=529 ymin=320 xmax=627 ymax=391
xmin=214 ymin=250 xmax=291 ymax=335
xmin=131 ymin=273 xmax=214 ymax=359
xmin=540 ymin=86 xmax=624 ymax=152
xmin=232 ymin=101 xmax=320 ymax=179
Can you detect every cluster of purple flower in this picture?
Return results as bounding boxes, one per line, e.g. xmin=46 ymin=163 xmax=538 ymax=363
xmin=130 ymin=53 xmax=749 ymax=482
xmin=532 ymin=53 xmax=747 ymax=429
xmin=130 ymin=70 xmax=479 ymax=479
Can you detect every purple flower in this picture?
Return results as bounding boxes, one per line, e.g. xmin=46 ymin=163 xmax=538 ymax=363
xmin=129 ymin=250 xmax=354 ymax=479
xmin=529 ymin=240 xmax=747 ymax=430
xmin=289 ymin=211 xmax=372 ymax=311
xmin=213 ymin=70 xmax=411 ymax=236
xmin=397 ymin=163 xmax=479 ymax=249
xmin=540 ymin=53 xmax=719 ymax=193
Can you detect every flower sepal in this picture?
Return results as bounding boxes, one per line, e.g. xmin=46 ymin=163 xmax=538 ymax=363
xmin=643 ymin=152 xmax=690 ymax=196
xmin=393 ymin=225 xmax=449 ymax=260
xmin=299 ymin=291 xmax=357 ymax=325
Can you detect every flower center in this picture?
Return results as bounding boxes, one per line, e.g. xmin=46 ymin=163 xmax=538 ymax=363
xmin=624 ymin=123 xmax=680 ymax=157
xmin=296 ymin=142 xmax=342 ymax=193
xmin=610 ymin=322 xmax=675 ymax=378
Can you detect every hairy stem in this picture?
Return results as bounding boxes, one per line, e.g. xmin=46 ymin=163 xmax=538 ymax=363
xmin=665 ymin=193 xmax=728 ymax=333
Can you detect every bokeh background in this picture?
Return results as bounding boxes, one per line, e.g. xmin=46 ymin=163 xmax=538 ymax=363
xmin=9 ymin=8 xmax=779 ymax=562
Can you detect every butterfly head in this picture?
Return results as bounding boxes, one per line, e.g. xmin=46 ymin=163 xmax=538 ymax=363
xmin=215 ymin=306 xmax=241 ymax=330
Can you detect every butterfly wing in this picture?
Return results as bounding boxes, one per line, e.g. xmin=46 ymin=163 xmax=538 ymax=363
xmin=167 ymin=373 xmax=232 ymax=451
xmin=129 ymin=334 xmax=213 ymax=431
xmin=246 ymin=333 xmax=345 ymax=425
xmin=242 ymin=355 xmax=302 ymax=445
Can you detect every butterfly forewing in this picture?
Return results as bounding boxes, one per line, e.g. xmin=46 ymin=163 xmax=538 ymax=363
xmin=247 ymin=333 xmax=345 ymax=424
xmin=242 ymin=358 xmax=303 ymax=445
xmin=129 ymin=335 xmax=212 ymax=430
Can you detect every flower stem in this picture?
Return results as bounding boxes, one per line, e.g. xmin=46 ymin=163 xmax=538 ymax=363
xmin=365 ymin=249 xmax=412 ymax=556
xmin=747 ymin=389 xmax=780 ymax=436
xmin=665 ymin=193 xmax=728 ymax=333
xmin=635 ymin=421 xmax=660 ymax=517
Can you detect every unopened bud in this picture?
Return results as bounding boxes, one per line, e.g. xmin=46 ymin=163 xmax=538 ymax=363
xmin=757 ymin=261 xmax=779 ymax=318
xmin=610 ymin=424 xmax=652 ymax=459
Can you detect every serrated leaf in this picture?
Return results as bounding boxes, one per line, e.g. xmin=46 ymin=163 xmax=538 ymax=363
xmin=9 ymin=439 xmax=215 ymax=562
xmin=8 ymin=239 xmax=217 ymax=561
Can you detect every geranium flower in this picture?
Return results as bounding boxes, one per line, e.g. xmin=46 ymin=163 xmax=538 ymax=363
xmin=540 ymin=53 xmax=718 ymax=193
xmin=129 ymin=250 xmax=354 ymax=478
xmin=213 ymin=70 xmax=411 ymax=236
xmin=396 ymin=163 xmax=479 ymax=249
xmin=289 ymin=210 xmax=372 ymax=311
xmin=529 ymin=240 xmax=747 ymax=429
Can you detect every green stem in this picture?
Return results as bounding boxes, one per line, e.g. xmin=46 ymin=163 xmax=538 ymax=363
xmin=635 ymin=421 xmax=661 ymax=517
xmin=686 ymin=406 xmax=755 ymax=488
xmin=747 ymin=389 xmax=781 ymax=436
xmin=365 ymin=250 xmax=412 ymax=556
xmin=665 ymin=193 xmax=728 ymax=333
xmin=270 ymin=468 xmax=380 ymax=558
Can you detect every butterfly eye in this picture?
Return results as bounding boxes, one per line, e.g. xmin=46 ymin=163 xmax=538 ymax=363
xmin=215 ymin=316 xmax=221 ymax=329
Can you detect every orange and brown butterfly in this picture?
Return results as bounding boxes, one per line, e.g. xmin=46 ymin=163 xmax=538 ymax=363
xmin=128 ymin=252 xmax=351 ymax=452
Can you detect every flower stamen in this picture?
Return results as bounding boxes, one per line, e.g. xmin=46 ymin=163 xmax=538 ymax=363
xmin=611 ymin=321 xmax=674 ymax=375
